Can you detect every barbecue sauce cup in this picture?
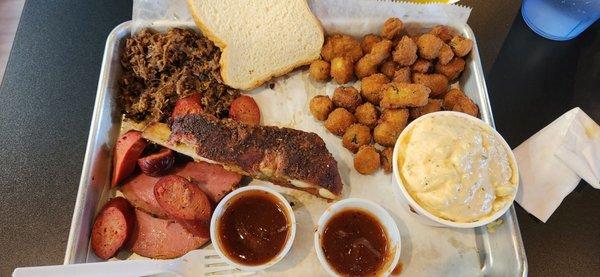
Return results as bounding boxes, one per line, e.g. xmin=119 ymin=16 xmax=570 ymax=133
xmin=315 ymin=198 xmax=401 ymax=276
xmin=210 ymin=185 xmax=296 ymax=271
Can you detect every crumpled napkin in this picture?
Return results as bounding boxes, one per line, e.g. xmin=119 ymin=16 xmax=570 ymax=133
xmin=513 ymin=107 xmax=600 ymax=222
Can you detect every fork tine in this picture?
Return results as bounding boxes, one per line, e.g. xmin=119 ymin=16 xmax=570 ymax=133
xmin=205 ymin=269 xmax=255 ymax=276
xmin=204 ymin=265 xmax=237 ymax=274
xmin=204 ymin=261 xmax=229 ymax=267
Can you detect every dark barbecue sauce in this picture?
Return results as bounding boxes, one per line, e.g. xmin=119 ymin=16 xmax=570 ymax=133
xmin=322 ymin=209 xmax=389 ymax=276
xmin=218 ymin=191 xmax=289 ymax=265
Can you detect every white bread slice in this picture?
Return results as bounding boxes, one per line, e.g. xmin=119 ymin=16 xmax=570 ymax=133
xmin=187 ymin=0 xmax=324 ymax=90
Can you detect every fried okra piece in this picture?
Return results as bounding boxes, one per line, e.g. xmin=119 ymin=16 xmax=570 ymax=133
xmin=411 ymin=58 xmax=432 ymax=74
xmin=380 ymin=147 xmax=393 ymax=173
xmin=380 ymin=60 xmax=399 ymax=78
xmin=443 ymin=89 xmax=479 ymax=117
xmin=321 ymin=34 xmax=364 ymax=62
xmin=360 ymin=73 xmax=389 ymax=104
xmin=412 ymin=73 xmax=449 ymax=97
xmin=342 ymin=124 xmax=372 ymax=153
xmin=380 ymin=108 xmax=409 ymax=126
xmin=442 ymin=88 xmax=464 ymax=109
xmin=452 ymin=97 xmax=479 ymax=117
xmin=309 ymin=95 xmax=333 ymax=121
xmin=416 ymin=34 xmax=443 ymax=60
xmin=392 ymin=66 xmax=411 ymax=83
xmin=374 ymin=122 xmax=401 ymax=147
xmin=355 ymin=40 xmax=393 ymax=78
xmin=429 ymin=25 xmax=457 ymax=43
xmin=380 ymin=82 xmax=430 ymax=109
xmin=409 ymin=98 xmax=443 ymax=119
xmin=438 ymin=43 xmax=454 ymax=65
xmin=330 ymin=57 xmax=354 ymax=84
xmin=361 ymin=34 xmax=383 ymax=54
xmin=332 ymin=86 xmax=362 ymax=112
xmin=325 ymin=108 xmax=356 ymax=136
xmin=450 ymin=35 xmax=473 ymax=57
xmin=354 ymin=102 xmax=379 ymax=128
xmin=354 ymin=145 xmax=381 ymax=175
xmin=435 ymin=58 xmax=466 ymax=80
xmin=374 ymin=109 xmax=409 ymax=146
xmin=381 ymin=18 xmax=404 ymax=40
xmin=392 ymin=36 xmax=418 ymax=66
xmin=309 ymin=60 xmax=330 ymax=82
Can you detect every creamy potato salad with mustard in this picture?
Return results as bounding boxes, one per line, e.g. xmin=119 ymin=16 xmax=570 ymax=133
xmin=397 ymin=113 xmax=517 ymax=222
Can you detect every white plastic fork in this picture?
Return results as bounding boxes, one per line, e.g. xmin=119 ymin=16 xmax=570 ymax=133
xmin=12 ymin=249 xmax=254 ymax=277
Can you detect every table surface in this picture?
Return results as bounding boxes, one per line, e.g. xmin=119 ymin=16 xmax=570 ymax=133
xmin=0 ymin=0 xmax=598 ymax=276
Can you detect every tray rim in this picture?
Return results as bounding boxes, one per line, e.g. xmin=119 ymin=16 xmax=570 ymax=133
xmin=63 ymin=20 xmax=528 ymax=276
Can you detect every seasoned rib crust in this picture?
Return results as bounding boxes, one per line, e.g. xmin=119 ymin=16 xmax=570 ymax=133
xmin=170 ymin=114 xmax=343 ymax=197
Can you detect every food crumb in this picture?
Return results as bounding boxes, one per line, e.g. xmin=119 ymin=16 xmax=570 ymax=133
xmin=487 ymin=219 xmax=504 ymax=233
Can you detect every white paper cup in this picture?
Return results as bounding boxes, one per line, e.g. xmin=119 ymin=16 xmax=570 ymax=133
xmin=392 ymin=111 xmax=519 ymax=228
xmin=314 ymin=198 xmax=401 ymax=276
xmin=210 ymin=185 xmax=296 ymax=271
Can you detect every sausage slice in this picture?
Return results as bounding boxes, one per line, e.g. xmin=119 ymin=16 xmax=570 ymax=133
xmin=154 ymin=175 xmax=212 ymax=236
xmin=112 ymin=131 xmax=147 ymax=187
xmin=91 ymin=197 xmax=135 ymax=260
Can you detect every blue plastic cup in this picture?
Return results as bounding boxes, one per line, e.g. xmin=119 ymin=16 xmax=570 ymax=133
xmin=522 ymin=0 xmax=600 ymax=41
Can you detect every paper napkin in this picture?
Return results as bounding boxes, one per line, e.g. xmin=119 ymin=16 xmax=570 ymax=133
xmin=513 ymin=107 xmax=600 ymax=222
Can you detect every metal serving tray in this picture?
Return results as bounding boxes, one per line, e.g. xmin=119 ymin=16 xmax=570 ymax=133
xmin=64 ymin=21 xmax=527 ymax=276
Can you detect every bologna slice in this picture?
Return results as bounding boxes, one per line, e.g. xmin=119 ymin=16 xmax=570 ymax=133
xmin=120 ymin=174 xmax=167 ymax=219
xmin=91 ymin=197 xmax=135 ymax=260
xmin=120 ymin=161 xmax=242 ymax=219
xmin=130 ymin=209 xmax=208 ymax=259
xmin=175 ymin=161 xmax=242 ymax=203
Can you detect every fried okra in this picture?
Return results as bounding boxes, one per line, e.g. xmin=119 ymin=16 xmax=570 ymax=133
xmin=392 ymin=36 xmax=418 ymax=66
xmin=330 ymin=57 xmax=354 ymax=84
xmin=380 ymin=108 xmax=409 ymax=126
xmin=443 ymin=88 xmax=479 ymax=117
xmin=374 ymin=122 xmax=401 ymax=147
xmin=309 ymin=60 xmax=330 ymax=82
xmin=325 ymin=108 xmax=356 ymax=136
xmin=381 ymin=18 xmax=404 ymax=40
xmin=332 ymin=86 xmax=362 ymax=112
xmin=438 ymin=43 xmax=454 ymax=65
xmin=435 ymin=57 xmax=465 ymax=80
xmin=429 ymin=25 xmax=457 ymax=43
xmin=361 ymin=34 xmax=382 ymax=54
xmin=342 ymin=124 xmax=372 ymax=153
xmin=452 ymin=97 xmax=479 ymax=117
xmin=380 ymin=82 xmax=430 ymax=108
xmin=360 ymin=73 xmax=389 ymax=104
xmin=411 ymin=58 xmax=432 ymax=74
xmin=449 ymin=35 xmax=473 ymax=57
xmin=354 ymin=102 xmax=379 ymax=128
xmin=374 ymin=108 xmax=409 ymax=146
xmin=380 ymin=60 xmax=399 ymax=78
xmin=416 ymin=34 xmax=443 ymax=60
xmin=309 ymin=95 xmax=333 ymax=121
xmin=442 ymin=88 xmax=463 ymax=109
xmin=355 ymin=40 xmax=393 ymax=78
xmin=354 ymin=145 xmax=381 ymax=175
xmin=412 ymin=73 xmax=449 ymax=97
xmin=392 ymin=66 xmax=411 ymax=83
xmin=409 ymin=98 xmax=443 ymax=119
xmin=321 ymin=34 xmax=364 ymax=62
xmin=380 ymin=147 xmax=393 ymax=173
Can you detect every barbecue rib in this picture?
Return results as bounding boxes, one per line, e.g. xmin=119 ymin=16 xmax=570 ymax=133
xmin=142 ymin=114 xmax=343 ymax=199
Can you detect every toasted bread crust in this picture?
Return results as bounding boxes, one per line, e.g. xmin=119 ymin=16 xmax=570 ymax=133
xmin=187 ymin=0 xmax=324 ymax=90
